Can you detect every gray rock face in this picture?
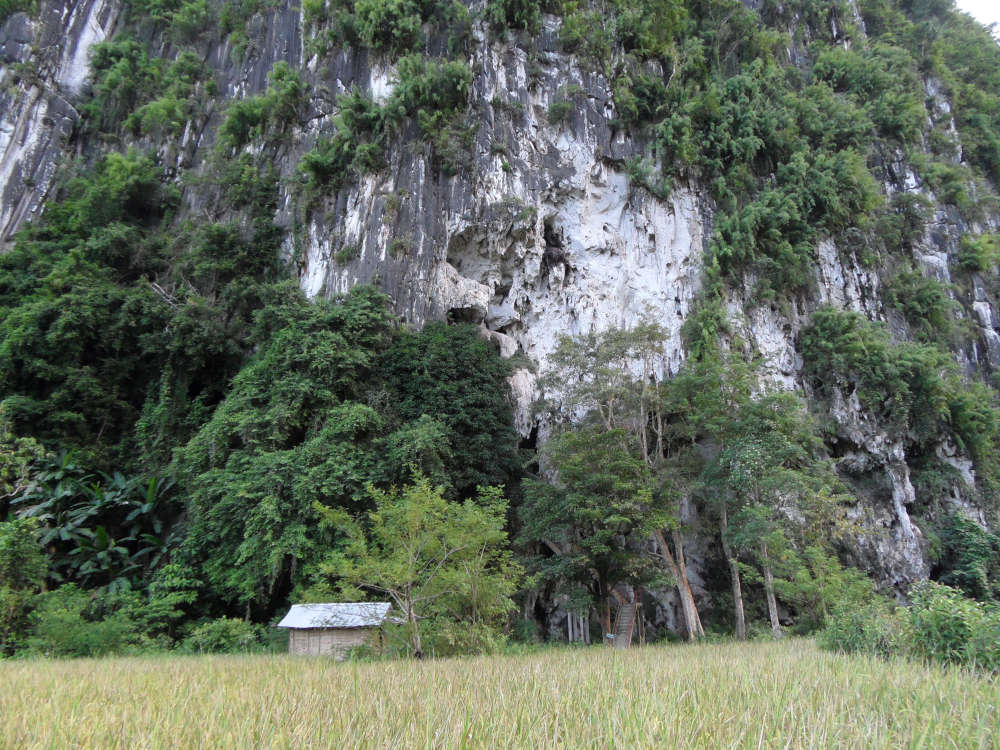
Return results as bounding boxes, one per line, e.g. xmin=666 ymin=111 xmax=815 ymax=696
xmin=0 ymin=0 xmax=119 ymax=246
xmin=1 ymin=1 xmax=998 ymax=616
xmin=290 ymin=21 xmax=707 ymax=434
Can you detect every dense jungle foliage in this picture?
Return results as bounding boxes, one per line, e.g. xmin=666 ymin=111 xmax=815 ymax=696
xmin=2 ymin=0 xmax=1000 ymax=657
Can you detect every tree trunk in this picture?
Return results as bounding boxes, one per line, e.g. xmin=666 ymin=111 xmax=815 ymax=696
xmin=407 ymin=596 xmax=423 ymax=658
xmin=600 ymin=580 xmax=612 ymax=645
xmin=719 ymin=505 xmax=746 ymax=640
xmin=672 ymin=528 xmax=705 ymax=637
xmin=761 ymin=542 xmax=783 ymax=639
xmin=653 ymin=529 xmax=701 ymax=641
xmin=639 ymin=396 xmax=650 ymax=466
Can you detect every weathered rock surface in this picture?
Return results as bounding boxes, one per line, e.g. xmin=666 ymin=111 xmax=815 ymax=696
xmin=2 ymin=0 xmax=998 ymax=622
xmin=0 ymin=0 xmax=119 ymax=245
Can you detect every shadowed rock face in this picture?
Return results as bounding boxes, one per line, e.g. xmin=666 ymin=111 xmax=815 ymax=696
xmin=2 ymin=0 xmax=998 ymax=610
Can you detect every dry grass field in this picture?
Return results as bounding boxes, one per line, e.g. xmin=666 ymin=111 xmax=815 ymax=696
xmin=1 ymin=638 xmax=997 ymax=749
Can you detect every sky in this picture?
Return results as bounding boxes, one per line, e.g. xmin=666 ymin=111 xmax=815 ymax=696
xmin=954 ymin=0 xmax=1000 ymax=30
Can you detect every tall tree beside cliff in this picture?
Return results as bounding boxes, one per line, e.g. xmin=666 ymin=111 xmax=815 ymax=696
xmin=526 ymin=323 xmax=704 ymax=640
xmin=520 ymin=427 xmax=661 ymax=638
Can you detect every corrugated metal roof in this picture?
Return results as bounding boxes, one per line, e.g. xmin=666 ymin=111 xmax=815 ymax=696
xmin=276 ymin=602 xmax=392 ymax=629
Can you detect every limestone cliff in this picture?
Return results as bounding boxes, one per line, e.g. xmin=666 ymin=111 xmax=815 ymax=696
xmin=2 ymin=0 xmax=999 ymax=634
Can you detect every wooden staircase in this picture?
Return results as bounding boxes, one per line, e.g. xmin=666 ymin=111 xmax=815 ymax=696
xmin=611 ymin=602 xmax=638 ymax=649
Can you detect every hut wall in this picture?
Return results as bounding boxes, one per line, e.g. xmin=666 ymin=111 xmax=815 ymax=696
xmin=288 ymin=627 xmax=375 ymax=658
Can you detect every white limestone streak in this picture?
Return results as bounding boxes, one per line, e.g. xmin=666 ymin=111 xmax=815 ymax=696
xmin=57 ymin=0 xmax=114 ymax=97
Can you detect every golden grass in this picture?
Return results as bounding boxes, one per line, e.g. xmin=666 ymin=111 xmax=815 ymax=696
xmin=1 ymin=638 xmax=997 ymax=749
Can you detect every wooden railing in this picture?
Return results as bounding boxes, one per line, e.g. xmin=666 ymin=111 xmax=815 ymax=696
xmin=611 ymin=602 xmax=638 ymax=649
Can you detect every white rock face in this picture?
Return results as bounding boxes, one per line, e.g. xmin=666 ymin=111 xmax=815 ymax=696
xmin=507 ymin=368 xmax=538 ymax=437
xmin=814 ymin=238 xmax=881 ymax=314
xmin=296 ymin=25 xmax=705 ymax=410
xmin=55 ymin=0 xmax=113 ymax=97
xmin=0 ymin=0 xmax=119 ymax=245
xmin=830 ymin=388 xmax=928 ymax=587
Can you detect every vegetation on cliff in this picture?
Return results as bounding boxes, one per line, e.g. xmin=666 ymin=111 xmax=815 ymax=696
xmin=1 ymin=0 xmax=1000 ymax=658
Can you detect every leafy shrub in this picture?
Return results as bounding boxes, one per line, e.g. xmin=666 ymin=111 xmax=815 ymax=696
xmin=389 ymin=237 xmax=410 ymax=258
xmin=613 ymin=73 xmax=667 ymax=126
xmin=711 ymin=150 xmax=878 ymax=292
xmin=772 ymin=547 xmax=877 ymax=633
xmin=126 ymin=52 xmax=208 ymax=137
xmin=182 ymin=617 xmax=263 ymax=653
xmin=680 ymin=294 xmax=728 ymax=360
xmin=298 ymin=90 xmax=385 ymax=196
xmin=217 ymin=0 xmax=269 ymax=33
xmin=967 ymin=608 xmax=1000 ymax=673
xmin=932 ymin=12 xmax=1000 ymax=185
xmin=614 ymin=0 xmax=686 ymax=59
xmin=820 ymin=581 xmax=1000 ymax=672
xmin=302 ymin=0 xmax=326 ymax=25
xmin=82 ymin=41 xmax=208 ymax=136
xmin=869 ymin=192 xmax=931 ymax=254
xmin=799 ymin=308 xmax=1000 ymax=463
xmin=919 ymin=160 xmax=973 ymax=210
xmin=0 ymin=518 xmax=46 ymax=592
xmin=486 ymin=0 xmax=541 ymax=32
xmin=218 ymin=62 xmax=306 ymax=150
xmin=812 ymin=43 xmax=924 ymax=144
xmin=958 ymin=233 xmax=1000 ymax=273
xmin=299 ymin=53 xmax=471 ymax=195
xmin=908 ymin=581 xmax=984 ymax=664
xmin=355 ymin=0 xmax=422 ymax=53
xmin=818 ymin=597 xmax=906 ymax=658
xmin=126 ymin=0 xmax=182 ymax=25
xmin=25 ymin=584 xmax=142 ymax=657
xmin=624 ymin=156 xmax=670 ymax=199
xmin=0 ymin=520 xmax=46 ymax=653
xmin=168 ymin=0 xmax=213 ymax=43
xmin=558 ymin=5 xmax=613 ymax=66
xmin=947 ymin=381 xmax=1000 ymax=469
xmin=389 ymin=55 xmax=472 ymax=124
xmin=936 ymin=513 xmax=1000 ymax=601
xmin=548 ymin=99 xmax=573 ymax=125
xmin=419 ymin=617 xmax=506 ymax=657
xmin=428 ymin=120 xmax=476 ymax=174
xmin=0 ymin=587 xmax=35 ymax=654
xmin=657 ymin=59 xmax=879 ymax=292
xmin=334 ymin=244 xmax=361 ymax=264
xmin=83 ymin=39 xmax=165 ymax=132
xmin=884 ymin=270 xmax=956 ymax=342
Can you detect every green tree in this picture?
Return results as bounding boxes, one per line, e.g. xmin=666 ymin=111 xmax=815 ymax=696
xmin=376 ymin=322 xmax=519 ymax=497
xmin=661 ymin=350 xmax=856 ymax=640
xmin=175 ymin=286 xmax=395 ymax=614
xmin=314 ymin=475 xmax=521 ymax=657
xmin=660 ymin=351 xmax=757 ymax=639
xmin=0 ymin=518 xmax=47 ymax=654
xmin=711 ymin=393 xmax=839 ymax=639
xmin=520 ymin=427 xmax=659 ymax=640
xmin=532 ymin=322 xmax=704 ymax=640
xmin=0 ymin=407 xmax=44 ymax=516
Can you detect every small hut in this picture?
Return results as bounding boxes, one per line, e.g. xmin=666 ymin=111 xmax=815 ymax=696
xmin=277 ymin=602 xmax=391 ymax=658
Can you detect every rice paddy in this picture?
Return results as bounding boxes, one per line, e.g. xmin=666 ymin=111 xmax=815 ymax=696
xmin=1 ymin=638 xmax=997 ymax=749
